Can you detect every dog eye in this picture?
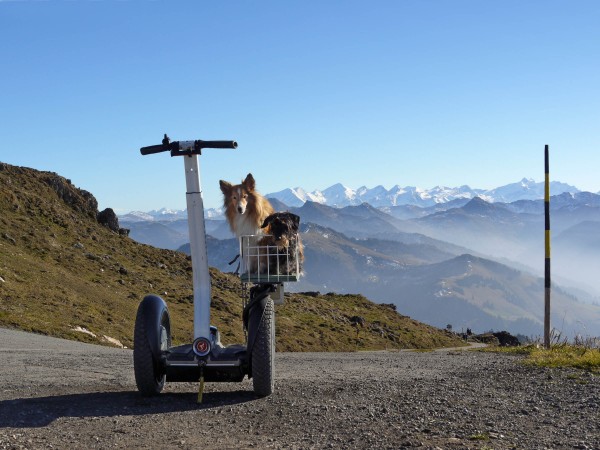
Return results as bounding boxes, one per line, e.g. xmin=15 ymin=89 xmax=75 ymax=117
xmin=232 ymin=196 xmax=237 ymax=200
xmin=243 ymin=194 xmax=248 ymax=199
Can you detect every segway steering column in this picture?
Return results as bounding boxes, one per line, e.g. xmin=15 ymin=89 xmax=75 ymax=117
xmin=140 ymin=134 xmax=236 ymax=349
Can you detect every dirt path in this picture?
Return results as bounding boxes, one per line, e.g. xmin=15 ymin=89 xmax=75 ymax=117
xmin=0 ymin=328 xmax=598 ymax=449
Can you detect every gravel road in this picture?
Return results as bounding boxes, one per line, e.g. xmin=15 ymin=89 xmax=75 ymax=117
xmin=0 ymin=327 xmax=598 ymax=449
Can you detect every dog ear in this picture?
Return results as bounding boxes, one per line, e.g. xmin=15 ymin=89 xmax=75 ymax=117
xmin=261 ymin=214 xmax=274 ymax=229
xmin=243 ymin=173 xmax=255 ymax=192
xmin=219 ymin=180 xmax=232 ymax=194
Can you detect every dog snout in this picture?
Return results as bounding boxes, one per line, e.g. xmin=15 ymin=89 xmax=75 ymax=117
xmin=236 ymin=200 xmax=247 ymax=214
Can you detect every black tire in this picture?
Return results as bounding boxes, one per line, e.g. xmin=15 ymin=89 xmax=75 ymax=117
xmin=252 ymin=296 xmax=275 ymax=397
xmin=133 ymin=300 xmax=170 ymax=396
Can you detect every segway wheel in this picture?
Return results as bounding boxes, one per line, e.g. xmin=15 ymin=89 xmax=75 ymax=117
xmin=252 ymin=296 xmax=275 ymax=397
xmin=133 ymin=296 xmax=171 ymax=396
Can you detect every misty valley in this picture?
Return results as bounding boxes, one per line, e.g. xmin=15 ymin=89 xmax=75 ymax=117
xmin=121 ymin=182 xmax=600 ymax=339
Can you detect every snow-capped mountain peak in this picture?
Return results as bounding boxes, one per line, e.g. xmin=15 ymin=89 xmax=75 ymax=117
xmin=122 ymin=179 xmax=583 ymax=218
xmin=119 ymin=211 xmax=155 ymax=222
xmin=147 ymin=208 xmax=187 ymax=219
xmin=265 ymin=179 xmax=580 ymax=208
xmin=266 ymin=187 xmax=306 ymax=207
xmin=321 ymin=183 xmax=358 ymax=206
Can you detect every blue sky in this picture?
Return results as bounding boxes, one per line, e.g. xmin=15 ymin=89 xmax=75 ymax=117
xmin=1 ymin=1 xmax=599 ymax=212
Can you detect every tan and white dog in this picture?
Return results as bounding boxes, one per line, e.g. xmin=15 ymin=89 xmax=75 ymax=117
xmin=219 ymin=173 xmax=274 ymax=239
xmin=220 ymin=174 xmax=275 ymax=275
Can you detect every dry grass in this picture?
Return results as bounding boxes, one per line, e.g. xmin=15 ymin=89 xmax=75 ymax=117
xmin=482 ymin=331 xmax=600 ymax=373
xmin=523 ymin=344 xmax=600 ymax=372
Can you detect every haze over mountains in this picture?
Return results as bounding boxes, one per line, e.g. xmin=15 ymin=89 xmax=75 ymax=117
xmin=120 ymin=178 xmax=600 ymax=338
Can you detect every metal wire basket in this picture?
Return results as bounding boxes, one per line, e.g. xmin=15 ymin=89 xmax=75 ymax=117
xmin=239 ymin=234 xmax=300 ymax=283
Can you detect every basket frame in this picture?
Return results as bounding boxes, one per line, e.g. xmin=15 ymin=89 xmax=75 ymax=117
xmin=239 ymin=234 xmax=300 ymax=283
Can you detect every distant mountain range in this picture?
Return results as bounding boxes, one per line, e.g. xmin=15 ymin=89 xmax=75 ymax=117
xmin=120 ymin=178 xmax=589 ymax=222
xmin=119 ymin=179 xmax=600 ymax=337
xmin=120 ymin=189 xmax=600 ymax=295
xmin=267 ymin=178 xmax=583 ymax=208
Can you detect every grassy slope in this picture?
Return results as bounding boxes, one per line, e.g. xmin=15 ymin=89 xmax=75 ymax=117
xmin=0 ymin=162 xmax=464 ymax=351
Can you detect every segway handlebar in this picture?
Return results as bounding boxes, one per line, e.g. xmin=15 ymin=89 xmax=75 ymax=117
xmin=140 ymin=144 xmax=171 ymax=155
xmin=197 ymin=140 xmax=238 ymax=149
xmin=140 ymin=135 xmax=237 ymax=156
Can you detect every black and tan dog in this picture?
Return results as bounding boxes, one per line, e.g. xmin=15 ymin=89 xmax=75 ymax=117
xmin=257 ymin=212 xmax=304 ymax=276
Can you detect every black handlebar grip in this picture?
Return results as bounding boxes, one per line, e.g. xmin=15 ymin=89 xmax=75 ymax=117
xmin=197 ymin=140 xmax=237 ymax=149
xmin=140 ymin=144 xmax=169 ymax=155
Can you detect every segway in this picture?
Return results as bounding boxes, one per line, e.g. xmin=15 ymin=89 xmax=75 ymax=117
xmin=134 ymin=135 xmax=297 ymax=399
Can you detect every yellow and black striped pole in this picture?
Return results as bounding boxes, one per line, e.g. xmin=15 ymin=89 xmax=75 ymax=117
xmin=544 ymin=145 xmax=551 ymax=349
